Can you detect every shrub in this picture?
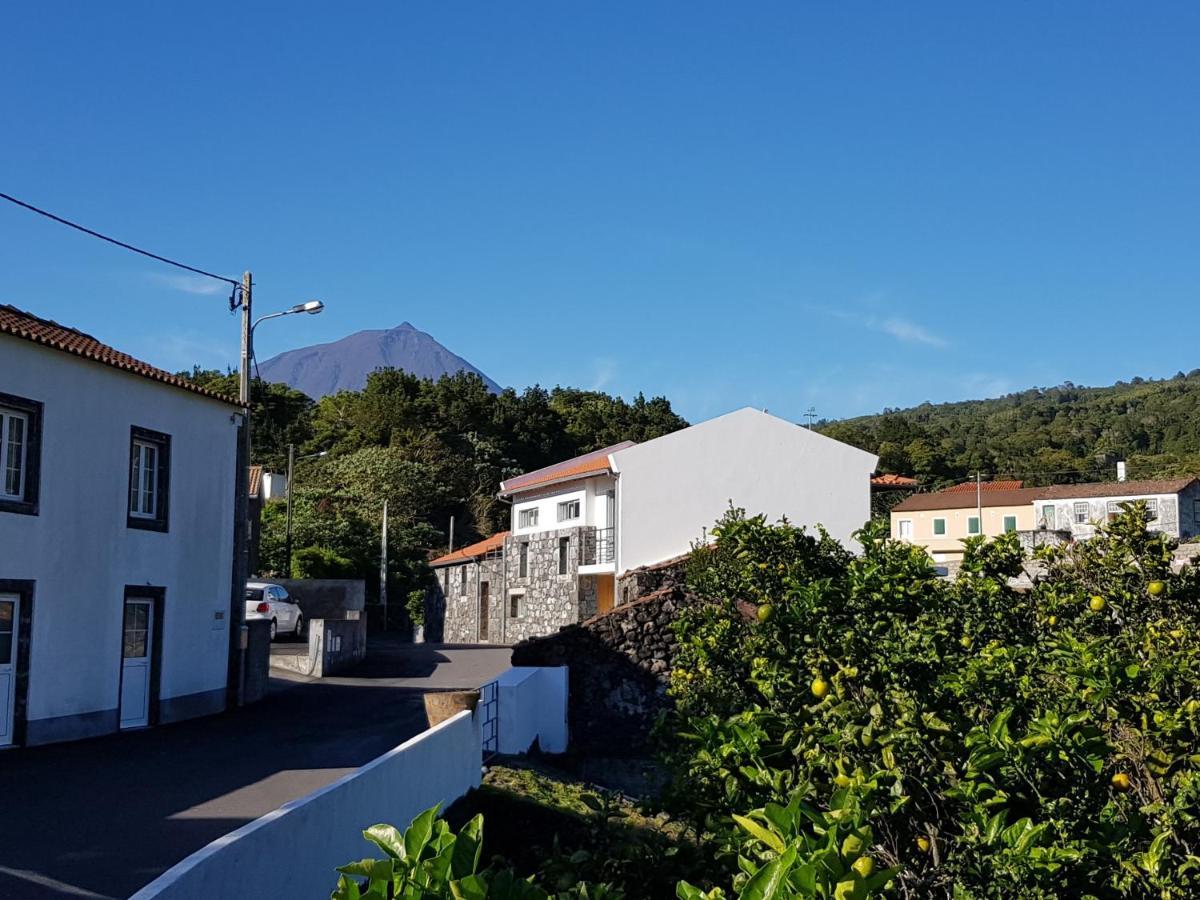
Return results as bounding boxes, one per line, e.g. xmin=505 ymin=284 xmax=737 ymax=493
xmin=292 ymin=545 xmax=357 ymax=580
xmin=664 ymin=504 xmax=1200 ymax=898
xmin=407 ymin=588 xmax=426 ymax=628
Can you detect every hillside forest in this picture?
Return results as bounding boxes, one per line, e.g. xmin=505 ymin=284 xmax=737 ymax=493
xmin=182 ymin=366 xmax=1200 ymax=626
xmin=181 ymin=368 xmax=687 ymax=622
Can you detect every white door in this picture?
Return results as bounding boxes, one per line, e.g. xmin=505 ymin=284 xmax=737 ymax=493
xmin=0 ymin=595 xmax=18 ymax=746
xmin=120 ymin=599 xmax=153 ymax=729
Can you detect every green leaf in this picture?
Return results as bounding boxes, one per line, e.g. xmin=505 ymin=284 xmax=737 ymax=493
xmin=733 ymin=814 xmax=786 ymax=853
xmin=450 ymin=814 xmax=484 ymax=879
xmin=740 ymin=847 xmax=797 ymax=899
xmin=403 ymin=805 xmax=439 ymax=862
xmin=362 ymin=824 xmax=406 ymax=860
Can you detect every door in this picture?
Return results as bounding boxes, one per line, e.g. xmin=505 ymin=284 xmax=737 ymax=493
xmin=0 ymin=595 xmax=17 ymax=746
xmin=479 ymin=582 xmax=489 ymax=642
xmin=120 ymin=598 xmax=153 ymax=729
xmin=597 ymin=575 xmax=615 ymax=615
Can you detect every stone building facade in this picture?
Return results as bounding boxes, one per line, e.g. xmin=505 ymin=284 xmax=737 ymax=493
xmin=427 ymin=527 xmax=601 ymax=644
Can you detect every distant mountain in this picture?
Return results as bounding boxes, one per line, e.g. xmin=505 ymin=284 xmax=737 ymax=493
xmin=257 ymin=322 xmax=501 ymax=399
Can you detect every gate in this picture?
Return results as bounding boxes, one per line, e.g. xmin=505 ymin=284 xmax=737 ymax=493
xmin=479 ymin=678 xmax=499 ymax=759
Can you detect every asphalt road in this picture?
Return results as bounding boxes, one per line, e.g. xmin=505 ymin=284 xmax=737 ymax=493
xmin=0 ymin=641 xmax=511 ymax=899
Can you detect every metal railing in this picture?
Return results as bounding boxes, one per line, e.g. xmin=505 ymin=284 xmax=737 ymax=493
xmin=581 ymin=526 xmax=615 ymax=565
xmin=480 ymin=678 xmax=499 ymax=760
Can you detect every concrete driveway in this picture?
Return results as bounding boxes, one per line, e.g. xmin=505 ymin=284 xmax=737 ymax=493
xmin=0 ymin=640 xmax=511 ymax=899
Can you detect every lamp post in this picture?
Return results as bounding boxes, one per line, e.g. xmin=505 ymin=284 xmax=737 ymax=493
xmin=285 ymin=445 xmax=327 ymax=577
xmin=231 ymin=275 xmax=324 ymax=706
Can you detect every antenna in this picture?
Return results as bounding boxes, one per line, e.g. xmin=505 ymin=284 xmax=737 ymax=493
xmin=804 ymin=407 xmax=818 ymax=429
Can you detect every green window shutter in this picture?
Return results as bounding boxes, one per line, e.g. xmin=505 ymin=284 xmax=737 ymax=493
xmin=1004 ymin=516 xmax=1017 ymax=532
xmin=968 ymin=516 xmax=981 ymax=535
xmin=933 ymin=518 xmax=946 ymax=536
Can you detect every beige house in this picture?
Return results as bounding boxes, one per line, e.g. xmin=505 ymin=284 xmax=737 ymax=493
xmin=891 ymin=484 xmax=1042 ymax=562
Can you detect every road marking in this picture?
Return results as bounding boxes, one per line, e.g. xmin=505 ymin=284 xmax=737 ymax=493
xmin=0 ymin=865 xmax=118 ymax=899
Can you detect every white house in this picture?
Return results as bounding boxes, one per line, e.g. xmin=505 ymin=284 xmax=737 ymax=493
xmin=429 ymin=407 xmax=878 ymax=643
xmin=0 ymin=305 xmax=239 ymax=746
xmin=1033 ymin=477 xmax=1200 ymax=541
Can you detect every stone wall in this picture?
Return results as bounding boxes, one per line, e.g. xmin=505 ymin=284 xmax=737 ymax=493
xmin=512 ymin=556 xmax=693 ymax=755
xmin=429 ymin=555 xmax=505 ymax=644
xmin=504 ymin=526 xmax=587 ymax=644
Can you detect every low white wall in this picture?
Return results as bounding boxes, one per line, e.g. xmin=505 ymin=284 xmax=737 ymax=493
xmin=132 ymin=710 xmax=482 ymax=900
xmin=497 ymin=666 xmax=568 ymax=754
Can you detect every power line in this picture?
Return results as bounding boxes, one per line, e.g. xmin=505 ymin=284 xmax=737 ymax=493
xmin=0 ymin=191 xmax=241 ymax=289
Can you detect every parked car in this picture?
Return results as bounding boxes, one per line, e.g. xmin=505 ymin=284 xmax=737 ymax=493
xmin=245 ymin=582 xmax=304 ymax=640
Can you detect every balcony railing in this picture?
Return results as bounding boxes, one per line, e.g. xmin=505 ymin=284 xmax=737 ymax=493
xmin=581 ymin=526 xmax=615 ymax=565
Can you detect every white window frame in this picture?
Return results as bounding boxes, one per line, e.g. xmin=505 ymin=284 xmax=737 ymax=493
xmin=897 ymin=519 xmax=913 ymax=541
xmin=129 ymin=439 xmax=160 ymax=519
xmin=508 ymin=591 xmax=525 ymax=619
xmin=932 ymin=517 xmax=946 ymax=537
xmin=1073 ymin=502 xmax=1089 ymax=524
xmin=518 ymin=507 xmax=539 ymax=529
xmin=557 ymin=499 xmax=581 ymax=522
xmin=1145 ymin=499 xmax=1160 ymax=521
xmin=0 ymin=407 xmax=28 ymax=501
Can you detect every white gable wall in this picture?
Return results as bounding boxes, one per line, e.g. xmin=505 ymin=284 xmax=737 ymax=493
xmin=611 ymin=408 xmax=877 ymax=573
xmin=0 ymin=337 xmax=237 ymax=743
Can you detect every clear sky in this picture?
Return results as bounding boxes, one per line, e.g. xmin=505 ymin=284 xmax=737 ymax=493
xmin=2 ymin=3 xmax=1197 ymax=423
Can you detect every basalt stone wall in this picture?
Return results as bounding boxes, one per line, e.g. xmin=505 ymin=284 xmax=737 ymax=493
xmin=504 ymin=526 xmax=587 ymax=644
xmin=429 ymin=555 xmax=504 ymax=644
xmin=512 ymin=563 xmax=697 ymax=755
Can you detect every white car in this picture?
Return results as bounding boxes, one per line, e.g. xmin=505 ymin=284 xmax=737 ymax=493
xmin=245 ymin=582 xmax=304 ymax=640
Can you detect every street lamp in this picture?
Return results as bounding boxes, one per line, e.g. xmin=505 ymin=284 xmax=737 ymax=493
xmin=231 ymin=271 xmax=325 ymax=707
xmin=285 ymin=445 xmax=328 ymax=576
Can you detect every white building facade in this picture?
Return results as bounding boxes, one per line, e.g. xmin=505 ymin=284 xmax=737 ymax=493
xmin=0 ymin=306 xmax=239 ymax=746
xmin=429 ymin=408 xmax=877 ymax=644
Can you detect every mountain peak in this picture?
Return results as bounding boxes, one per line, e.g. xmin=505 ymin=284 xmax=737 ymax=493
xmin=257 ymin=323 xmax=501 ymax=399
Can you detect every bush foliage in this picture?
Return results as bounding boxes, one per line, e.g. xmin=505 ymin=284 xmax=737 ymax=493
xmin=664 ymin=503 xmax=1200 ymax=898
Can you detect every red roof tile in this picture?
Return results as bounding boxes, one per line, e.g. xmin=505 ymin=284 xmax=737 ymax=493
xmin=429 ymin=531 xmax=509 ymax=567
xmin=943 ymin=480 xmax=1024 ymax=493
xmin=248 ymin=465 xmax=264 ymax=498
xmin=0 ymin=304 xmax=238 ymax=405
xmin=892 ymin=487 xmax=1045 ymax=512
xmin=871 ymin=474 xmax=918 ymax=487
xmin=1036 ymin=478 xmax=1197 ymax=500
xmin=499 ymin=442 xmax=634 ymax=496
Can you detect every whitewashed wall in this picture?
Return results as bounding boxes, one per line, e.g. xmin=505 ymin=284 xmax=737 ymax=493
xmin=612 ymin=408 xmax=878 ymax=573
xmin=130 ymin=709 xmax=483 ymax=900
xmin=511 ymin=475 xmax=616 ymax=536
xmin=497 ymin=665 xmax=568 ymax=754
xmin=0 ymin=337 xmax=238 ymax=742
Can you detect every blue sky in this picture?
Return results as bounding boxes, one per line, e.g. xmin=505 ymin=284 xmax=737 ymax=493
xmin=2 ymin=3 xmax=1198 ymax=422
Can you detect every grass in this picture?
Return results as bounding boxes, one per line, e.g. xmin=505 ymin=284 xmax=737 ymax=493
xmin=445 ymin=757 xmax=711 ymax=899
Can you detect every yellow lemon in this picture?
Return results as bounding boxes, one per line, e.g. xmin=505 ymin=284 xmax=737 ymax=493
xmin=916 ymin=836 xmax=931 ymax=853
xmin=1112 ymin=772 xmax=1132 ymax=792
xmin=1047 ymin=615 xmax=1058 ymax=626
xmin=1148 ymin=581 xmax=1166 ymax=596
xmin=851 ymin=856 xmax=875 ymax=878
xmin=1089 ymin=595 xmax=1106 ymax=612
xmin=757 ymin=604 xmax=774 ymax=623
xmin=811 ymin=678 xmax=829 ymax=699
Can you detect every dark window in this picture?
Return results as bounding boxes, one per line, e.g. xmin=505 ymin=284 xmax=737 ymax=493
xmin=127 ymin=426 xmax=170 ymax=531
xmin=0 ymin=391 xmax=43 ymax=517
xmin=509 ymin=594 xmax=522 ymax=618
xmin=460 ymin=565 xmax=467 ymax=590
xmin=519 ymin=542 xmax=528 ymax=578
xmin=558 ymin=537 xmax=569 ymax=575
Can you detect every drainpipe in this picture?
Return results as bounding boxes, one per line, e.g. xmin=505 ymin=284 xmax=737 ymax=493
xmin=497 ymin=493 xmax=512 ymax=645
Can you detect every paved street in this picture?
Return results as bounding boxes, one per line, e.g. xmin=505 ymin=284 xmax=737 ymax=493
xmin=0 ymin=641 xmax=510 ymax=899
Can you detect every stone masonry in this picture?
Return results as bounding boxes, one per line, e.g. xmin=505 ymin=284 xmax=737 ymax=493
xmin=513 ymin=556 xmax=693 ymax=754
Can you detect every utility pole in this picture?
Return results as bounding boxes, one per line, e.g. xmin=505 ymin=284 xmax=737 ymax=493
xmin=285 ymin=443 xmax=295 ymax=576
xmin=380 ymin=500 xmax=389 ymax=632
xmin=804 ymin=407 xmax=817 ymax=429
xmin=448 ymin=515 xmax=455 ymax=553
xmin=230 ymin=269 xmax=252 ymax=707
xmin=976 ymin=472 xmax=983 ymax=538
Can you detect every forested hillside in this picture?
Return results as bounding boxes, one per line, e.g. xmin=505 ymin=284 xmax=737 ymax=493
xmin=821 ymin=371 xmax=1200 ymax=488
xmin=182 ymin=367 xmax=686 ymax=617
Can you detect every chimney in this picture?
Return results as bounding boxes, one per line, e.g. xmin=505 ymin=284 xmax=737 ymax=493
xmin=1116 ymin=461 xmax=1127 ymax=483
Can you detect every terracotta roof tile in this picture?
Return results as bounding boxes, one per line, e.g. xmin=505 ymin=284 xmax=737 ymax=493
xmin=943 ymin=480 xmax=1024 ymax=493
xmin=1036 ymin=478 xmax=1197 ymax=500
xmin=0 ymin=304 xmax=238 ymax=405
xmin=429 ymin=531 xmax=509 ymax=567
xmin=892 ymin=487 xmax=1045 ymax=512
xmin=499 ymin=441 xmax=634 ymax=495
xmin=248 ymin=465 xmax=264 ymax=498
xmin=871 ymin=474 xmax=918 ymax=487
